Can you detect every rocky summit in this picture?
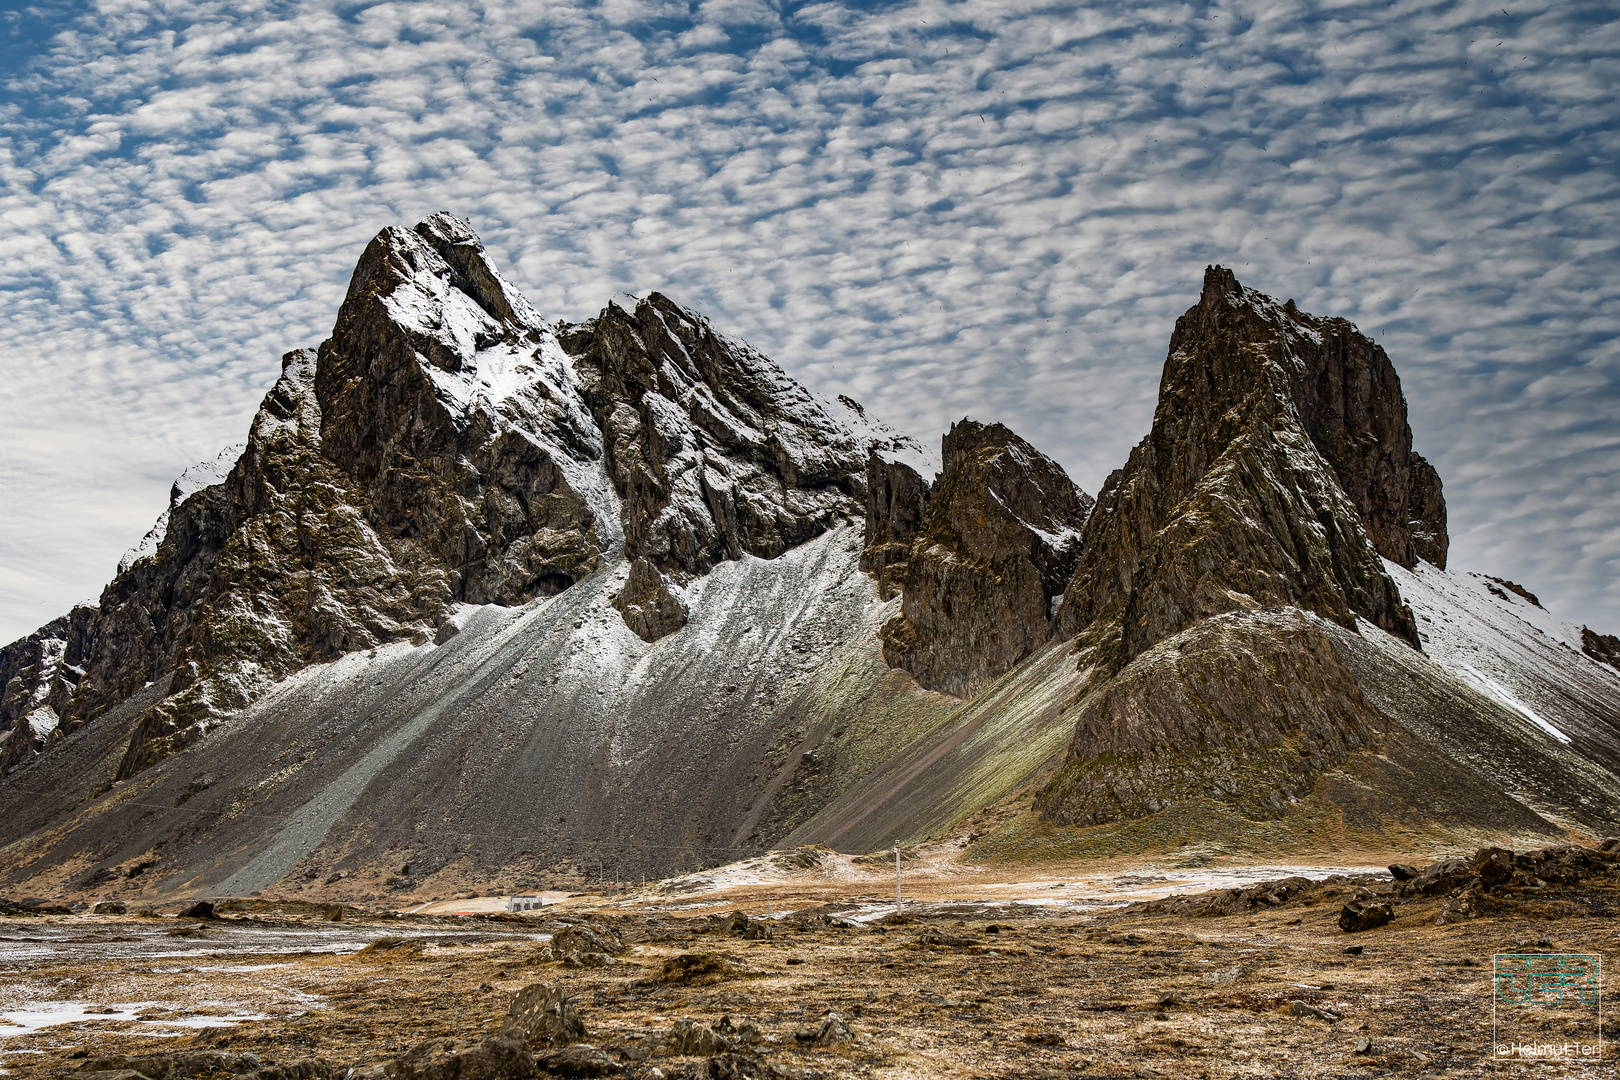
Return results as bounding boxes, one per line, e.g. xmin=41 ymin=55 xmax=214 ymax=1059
xmin=879 ymin=420 xmax=1092 ymax=698
xmin=1 ymin=228 xmax=1618 ymax=908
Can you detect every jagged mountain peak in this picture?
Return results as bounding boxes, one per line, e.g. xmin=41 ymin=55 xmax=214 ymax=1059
xmin=559 ymin=288 xmax=927 ymax=580
xmin=1176 ymin=265 xmax=1448 ymax=570
xmin=877 ymin=417 xmax=1094 ymax=698
xmin=0 ymin=213 xmax=926 ymax=783
xmin=1055 ymin=265 xmax=1431 ymax=674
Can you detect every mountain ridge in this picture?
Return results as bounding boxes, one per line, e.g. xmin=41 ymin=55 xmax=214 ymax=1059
xmin=1 ymin=220 xmax=1617 ymax=906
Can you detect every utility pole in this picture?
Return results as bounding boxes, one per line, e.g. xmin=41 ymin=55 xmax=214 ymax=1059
xmin=895 ymin=845 xmax=902 ymax=914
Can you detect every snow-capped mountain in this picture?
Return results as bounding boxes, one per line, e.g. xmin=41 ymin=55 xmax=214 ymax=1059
xmin=1 ymin=225 xmax=1615 ymax=903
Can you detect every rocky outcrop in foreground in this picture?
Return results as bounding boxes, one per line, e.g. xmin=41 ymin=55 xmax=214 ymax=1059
xmin=880 ymin=420 xmax=1092 ymax=697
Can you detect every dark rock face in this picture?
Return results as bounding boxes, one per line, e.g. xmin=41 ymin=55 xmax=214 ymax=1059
xmin=861 ymin=450 xmax=932 ymax=600
xmin=0 ymin=613 xmax=77 ymax=769
xmin=560 ymin=293 xmax=882 ymax=579
xmin=1582 ymin=626 xmax=1620 ymax=672
xmin=314 ymin=213 xmax=605 ymax=605
xmin=1 ymin=214 xmax=617 ymax=780
xmin=390 ymin=1033 xmax=536 ymax=1080
xmin=1287 ymin=304 xmax=1448 ymax=572
xmin=99 ymin=348 xmax=457 ymax=779
xmin=503 ymin=984 xmax=586 ymax=1048
xmin=612 ymin=558 xmax=689 ymax=642
xmin=1034 ymin=609 xmax=1384 ymax=826
xmin=880 ymin=420 xmax=1092 ymax=697
xmin=1054 ymin=267 xmax=1433 ymax=674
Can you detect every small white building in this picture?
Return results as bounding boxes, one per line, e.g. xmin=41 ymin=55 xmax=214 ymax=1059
xmin=507 ymin=895 xmax=546 ymax=912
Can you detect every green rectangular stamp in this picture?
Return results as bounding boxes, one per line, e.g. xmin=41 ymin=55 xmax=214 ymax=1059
xmin=1492 ymin=954 xmax=1604 ymax=1061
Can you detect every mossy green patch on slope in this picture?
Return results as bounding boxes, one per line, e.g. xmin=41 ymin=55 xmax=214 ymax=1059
xmin=785 ymin=635 xmax=1092 ymax=853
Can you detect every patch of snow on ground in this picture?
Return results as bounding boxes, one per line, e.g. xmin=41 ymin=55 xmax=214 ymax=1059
xmin=1456 ymin=663 xmax=1571 ymax=744
xmin=1383 ymin=557 xmax=1620 ymax=751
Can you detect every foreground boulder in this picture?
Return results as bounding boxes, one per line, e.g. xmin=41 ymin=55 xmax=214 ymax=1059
xmin=387 ymin=1034 xmax=535 ymax=1080
xmin=503 ymin=984 xmax=586 ymax=1048
xmin=535 ymin=1045 xmax=618 ymax=1077
xmin=549 ymin=923 xmax=625 ymax=962
xmin=1338 ymin=900 xmax=1394 ymax=932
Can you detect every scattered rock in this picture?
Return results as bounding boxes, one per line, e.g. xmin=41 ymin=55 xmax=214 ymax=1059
xmin=76 ymin=1053 xmax=267 ymax=1079
xmin=811 ymin=1012 xmax=856 ymax=1047
xmin=92 ymin=900 xmax=127 ymax=915
xmin=550 ymin=924 xmax=624 ymax=961
xmin=355 ymin=937 xmax=425 ymax=960
xmin=1401 ymin=860 xmax=1473 ymax=898
xmin=668 ymin=1019 xmax=734 ymax=1056
xmin=1473 ymin=847 xmax=1515 ymax=889
xmin=721 ymin=910 xmax=772 ymax=941
xmin=1280 ymin=1001 xmax=1341 ymax=1023
xmin=503 ymin=984 xmax=586 ymax=1048
xmin=694 ymin=1054 xmax=802 ymax=1080
xmin=1022 ymin=1032 xmax=1067 ymax=1046
xmin=1353 ymin=1037 xmax=1374 ymax=1054
xmin=713 ymin=1016 xmax=763 ymax=1046
xmin=388 ymin=1034 xmax=536 ymax=1079
xmin=1387 ymin=864 xmax=1420 ymax=881
xmin=1435 ymin=889 xmax=1484 ymax=925
xmin=537 ymin=1044 xmax=618 ymax=1077
xmin=649 ymin=953 xmax=743 ymax=986
xmin=237 ymin=1061 xmax=341 ymax=1080
xmin=179 ymin=901 xmax=217 ymax=920
xmin=1343 ymin=945 xmax=1364 ymax=956
xmin=1338 ymin=900 xmax=1393 ymax=933
xmin=562 ymin=952 xmax=615 ymax=969
xmin=1199 ymin=964 xmax=1247 ymax=987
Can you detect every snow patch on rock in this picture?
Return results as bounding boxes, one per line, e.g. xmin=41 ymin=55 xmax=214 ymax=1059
xmin=119 ymin=444 xmax=244 ymax=573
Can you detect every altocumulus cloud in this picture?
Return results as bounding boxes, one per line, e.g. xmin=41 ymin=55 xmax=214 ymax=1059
xmin=1 ymin=0 xmax=1618 ymax=642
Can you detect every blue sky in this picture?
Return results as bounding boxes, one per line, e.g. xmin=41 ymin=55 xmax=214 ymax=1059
xmin=2 ymin=0 xmax=1618 ymax=644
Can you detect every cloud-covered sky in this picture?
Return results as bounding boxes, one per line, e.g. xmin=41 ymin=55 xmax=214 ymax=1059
xmin=2 ymin=0 xmax=1618 ymax=644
